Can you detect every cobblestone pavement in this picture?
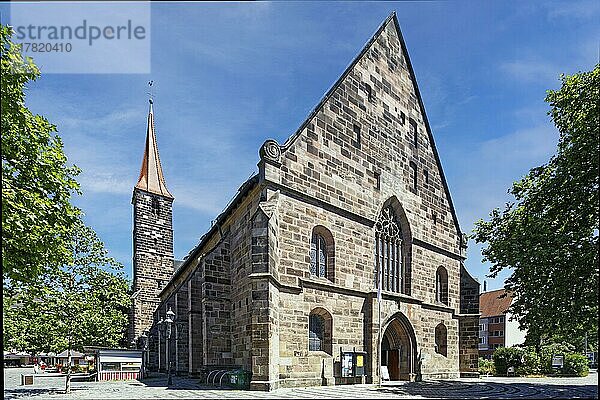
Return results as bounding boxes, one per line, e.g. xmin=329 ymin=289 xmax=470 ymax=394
xmin=4 ymin=367 xmax=598 ymax=399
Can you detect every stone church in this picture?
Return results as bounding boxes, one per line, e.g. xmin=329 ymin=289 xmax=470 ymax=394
xmin=129 ymin=12 xmax=480 ymax=390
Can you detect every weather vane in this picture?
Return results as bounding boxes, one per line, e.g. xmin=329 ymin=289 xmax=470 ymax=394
xmin=147 ymin=80 xmax=154 ymax=104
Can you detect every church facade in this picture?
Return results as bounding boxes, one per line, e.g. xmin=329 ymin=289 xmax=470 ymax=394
xmin=130 ymin=13 xmax=480 ymax=390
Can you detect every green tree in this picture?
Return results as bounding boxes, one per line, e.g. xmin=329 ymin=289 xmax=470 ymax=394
xmin=1 ymin=24 xmax=81 ymax=285
xmin=1 ymin=25 xmax=132 ymax=393
xmin=3 ymin=221 xmax=131 ymax=392
xmin=473 ymin=65 xmax=599 ymax=350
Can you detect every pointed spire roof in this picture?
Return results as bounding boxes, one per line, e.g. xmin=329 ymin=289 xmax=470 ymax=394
xmin=134 ymin=100 xmax=174 ymax=199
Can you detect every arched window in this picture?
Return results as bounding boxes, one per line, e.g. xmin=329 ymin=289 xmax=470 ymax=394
xmin=435 ymin=323 xmax=448 ymax=357
xmin=374 ymin=207 xmax=403 ymax=293
xmin=310 ymin=226 xmax=334 ymax=280
xmin=310 ymin=234 xmax=327 ymax=278
xmin=309 ymin=314 xmax=324 ymax=351
xmin=308 ymin=308 xmax=333 ymax=354
xmin=436 ymin=266 xmax=449 ymax=305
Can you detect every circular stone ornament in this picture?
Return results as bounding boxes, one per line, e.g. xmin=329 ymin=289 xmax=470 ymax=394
xmin=260 ymin=139 xmax=281 ymax=162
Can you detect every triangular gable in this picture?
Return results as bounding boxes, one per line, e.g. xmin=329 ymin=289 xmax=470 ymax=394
xmin=279 ymin=11 xmax=462 ymax=237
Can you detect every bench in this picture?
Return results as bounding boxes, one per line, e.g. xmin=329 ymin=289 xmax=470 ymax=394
xmin=21 ymin=372 xmax=96 ymax=385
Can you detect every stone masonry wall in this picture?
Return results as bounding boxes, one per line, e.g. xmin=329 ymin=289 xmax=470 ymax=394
xmin=256 ymin=16 xmax=468 ymax=386
xmin=145 ymin=14 xmax=477 ymax=390
xmin=272 ymin=194 xmax=460 ymax=385
xmin=201 ymin=238 xmax=233 ymax=366
xmin=459 ymin=263 xmax=480 ymax=376
xmin=131 ymin=189 xmax=174 ymax=342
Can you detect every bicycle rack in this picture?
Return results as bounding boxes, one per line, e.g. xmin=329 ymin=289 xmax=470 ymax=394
xmin=219 ymin=371 xmax=232 ymax=387
xmin=206 ymin=369 xmax=231 ymax=387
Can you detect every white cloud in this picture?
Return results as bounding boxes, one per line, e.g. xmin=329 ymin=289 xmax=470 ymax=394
xmin=479 ymin=124 xmax=558 ymax=164
xmin=451 ymin=122 xmax=558 ymax=235
xmin=78 ymin=172 xmax=132 ymax=196
xmin=457 ymin=124 xmax=557 ymax=288
xmin=59 ymin=108 xmax=140 ymax=134
xmin=544 ymin=0 xmax=600 ymax=21
xmin=500 ymin=60 xmax=562 ymax=84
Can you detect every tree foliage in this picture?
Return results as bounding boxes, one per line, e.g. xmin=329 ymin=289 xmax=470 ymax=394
xmin=3 ymin=221 xmax=131 ymax=353
xmin=1 ymin=25 xmax=81 ymax=284
xmin=473 ymin=65 xmax=599 ymax=349
xmin=1 ymin=25 xmax=131 ymax=364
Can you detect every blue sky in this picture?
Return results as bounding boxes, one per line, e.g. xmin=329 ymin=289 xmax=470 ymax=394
xmin=2 ymin=1 xmax=598 ymax=291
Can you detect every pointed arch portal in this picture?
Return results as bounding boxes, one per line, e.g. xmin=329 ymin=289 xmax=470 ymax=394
xmin=381 ymin=312 xmax=417 ymax=381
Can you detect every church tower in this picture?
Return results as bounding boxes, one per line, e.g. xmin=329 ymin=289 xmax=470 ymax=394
xmin=130 ymin=99 xmax=174 ymax=342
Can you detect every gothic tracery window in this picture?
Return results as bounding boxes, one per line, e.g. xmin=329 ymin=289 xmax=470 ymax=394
xmin=374 ymin=206 xmax=403 ymax=293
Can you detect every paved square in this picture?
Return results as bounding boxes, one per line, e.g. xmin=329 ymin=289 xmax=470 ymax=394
xmin=4 ymin=368 xmax=598 ymax=399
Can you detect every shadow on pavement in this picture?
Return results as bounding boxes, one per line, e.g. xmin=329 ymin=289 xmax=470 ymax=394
xmin=377 ymin=380 xmax=599 ymax=399
xmin=138 ymin=374 xmax=228 ymax=391
xmin=4 ymin=388 xmax=56 ymax=400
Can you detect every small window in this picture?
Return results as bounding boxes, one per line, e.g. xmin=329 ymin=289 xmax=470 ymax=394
xmin=435 ymin=266 xmax=449 ymax=305
xmin=432 ymin=212 xmax=437 ymax=224
xmin=424 ymin=169 xmax=429 ymax=184
xmin=435 ymin=323 xmax=448 ymax=357
xmin=101 ymin=362 xmax=121 ymax=372
xmin=151 ymin=197 xmax=160 ymax=216
xmin=352 ymin=124 xmax=361 ymax=149
xmin=409 ymin=162 xmax=418 ymax=193
xmin=400 ymin=111 xmax=406 ymax=125
xmin=410 ymin=119 xmax=418 ymax=146
xmin=374 ymin=171 xmax=381 ymax=190
xmin=364 ymin=83 xmax=374 ymax=102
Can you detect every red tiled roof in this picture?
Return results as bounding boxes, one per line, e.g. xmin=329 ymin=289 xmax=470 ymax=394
xmin=480 ymin=289 xmax=513 ymax=317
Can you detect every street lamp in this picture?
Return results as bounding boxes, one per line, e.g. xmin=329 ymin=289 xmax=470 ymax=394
xmin=157 ymin=318 xmax=164 ymax=373
xmin=164 ymin=307 xmax=175 ymax=386
xmin=140 ymin=331 xmax=148 ymax=379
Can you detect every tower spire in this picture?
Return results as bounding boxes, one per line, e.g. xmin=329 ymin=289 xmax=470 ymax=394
xmin=134 ymin=97 xmax=173 ymax=199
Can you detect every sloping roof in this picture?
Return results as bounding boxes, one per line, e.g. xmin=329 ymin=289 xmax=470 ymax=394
xmin=56 ymin=350 xmax=85 ymax=358
xmin=159 ymin=174 xmax=259 ymax=299
xmin=480 ymin=289 xmax=513 ymax=317
xmin=134 ymin=100 xmax=174 ymax=199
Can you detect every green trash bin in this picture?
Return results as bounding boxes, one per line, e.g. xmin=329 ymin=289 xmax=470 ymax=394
xmin=228 ymin=369 xmax=251 ymax=390
xmin=240 ymin=370 xmax=251 ymax=390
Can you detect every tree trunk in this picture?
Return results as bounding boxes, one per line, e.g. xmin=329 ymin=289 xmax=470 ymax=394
xmin=65 ymin=347 xmax=72 ymax=393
